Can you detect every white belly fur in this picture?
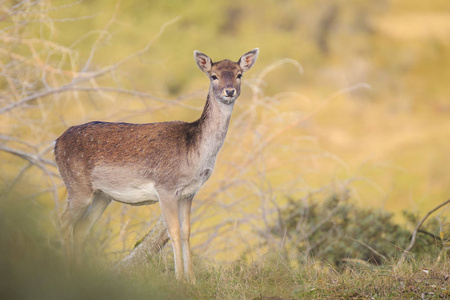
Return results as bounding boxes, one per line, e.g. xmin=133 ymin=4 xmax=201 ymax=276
xmin=91 ymin=165 xmax=159 ymax=205
xmin=99 ymin=182 xmax=159 ymax=205
xmin=91 ymin=164 xmax=213 ymax=205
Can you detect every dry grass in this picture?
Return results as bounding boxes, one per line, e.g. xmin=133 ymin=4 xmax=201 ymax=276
xmin=129 ymin=250 xmax=448 ymax=300
xmin=1 ymin=190 xmax=448 ymax=299
xmin=1 ymin=2 xmax=449 ymax=299
xmin=92 ymin=250 xmax=450 ymax=299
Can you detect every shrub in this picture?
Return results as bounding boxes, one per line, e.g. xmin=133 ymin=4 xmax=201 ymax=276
xmin=264 ymin=192 xmax=447 ymax=268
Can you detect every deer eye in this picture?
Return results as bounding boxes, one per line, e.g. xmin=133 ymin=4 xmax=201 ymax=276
xmin=211 ymin=75 xmax=218 ymax=80
xmin=237 ymin=74 xmax=243 ymax=79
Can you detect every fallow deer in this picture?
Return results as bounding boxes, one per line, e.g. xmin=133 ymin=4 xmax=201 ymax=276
xmin=55 ymin=48 xmax=259 ymax=282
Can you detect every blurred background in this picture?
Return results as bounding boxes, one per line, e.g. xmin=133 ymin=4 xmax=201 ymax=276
xmin=1 ymin=0 xmax=449 ymax=266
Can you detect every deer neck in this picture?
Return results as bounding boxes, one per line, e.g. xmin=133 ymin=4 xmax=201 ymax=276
xmin=195 ymin=90 xmax=234 ymax=159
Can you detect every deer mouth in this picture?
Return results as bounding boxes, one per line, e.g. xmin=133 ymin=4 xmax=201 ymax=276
xmin=219 ymin=95 xmax=237 ymax=105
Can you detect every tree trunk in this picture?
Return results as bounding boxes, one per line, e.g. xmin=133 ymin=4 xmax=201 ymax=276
xmin=115 ymin=216 xmax=169 ymax=272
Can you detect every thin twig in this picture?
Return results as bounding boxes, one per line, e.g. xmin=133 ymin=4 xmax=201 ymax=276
xmin=0 ymin=16 xmax=181 ymax=114
xmin=0 ymin=145 xmax=57 ymax=173
xmin=81 ymin=1 xmax=121 ymax=73
xmin=350 ymin=237 xmax=388 ymax=262
xmin=395 ymin=199 xmax=450 ymax=269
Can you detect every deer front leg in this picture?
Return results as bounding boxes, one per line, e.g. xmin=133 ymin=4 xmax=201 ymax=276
xmin=159 ymin=193 xmax=184 ymax=280
xmin=178 ymin=196 xmax=195 ymax=283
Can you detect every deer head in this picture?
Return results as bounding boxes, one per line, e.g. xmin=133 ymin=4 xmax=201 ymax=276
xmin=194 ymin=48 xmax=259 ymax=105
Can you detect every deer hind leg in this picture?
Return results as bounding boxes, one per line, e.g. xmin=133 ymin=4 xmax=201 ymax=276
xmin=72 ymin=192 xmax=111 ymax=264
xmin=60 ymin=202 xmax=76 ymax=265
xmin=60 ymin=190 xmax=94 ymax=266
xmin=60 ymin=189 xmax=110 ymax=266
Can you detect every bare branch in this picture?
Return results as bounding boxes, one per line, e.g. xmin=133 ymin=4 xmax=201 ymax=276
xmin=240 ymin=82 xmax=372 ymax=170
xmin=0 ymin=145 xmax=57 ymax=174
xmin=350 ymin=237 xmax=388 ymax=262
xmin=81 ymin=1 xmax=121 ymax=73
xmin=395 ymin=199 xmax=450 ymax=269
xmin=116 ymin=216 xmax=169 ymax=272
xmin=71 ymin=16 xmax=181 ymax=84
xmin=0 ymin=16 xmax=181 ymax=115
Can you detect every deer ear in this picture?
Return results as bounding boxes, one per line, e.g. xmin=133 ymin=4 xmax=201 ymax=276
xmin=238 ymin=48 xmax=259 ymax=72
xmin=194 ymin=50 xmax=212 ymax=73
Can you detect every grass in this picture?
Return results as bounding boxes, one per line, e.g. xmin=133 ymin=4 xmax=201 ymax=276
xmin=2 ymin=0 xmax=450 ymax=260
xmin=1 ymin=1 xmax=449 ymax=299
xmin=180 ymin=253 xmax=449 ymax=299
xmin=1 ymin=195 xmax=448 ymax=300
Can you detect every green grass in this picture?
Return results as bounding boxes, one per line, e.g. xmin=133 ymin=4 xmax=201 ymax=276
xmin=180 ymin=253 xmax=448 ymax=299
xmin=1 ymin=194 xmax=448 ymax=300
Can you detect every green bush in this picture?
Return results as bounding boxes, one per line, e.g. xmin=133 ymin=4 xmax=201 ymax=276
xmin=265 ymin=193 xmax=447 ymax=268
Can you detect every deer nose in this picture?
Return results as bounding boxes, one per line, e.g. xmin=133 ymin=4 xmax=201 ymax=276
xmin=225 ymin=89 xmax=235 ymax=97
